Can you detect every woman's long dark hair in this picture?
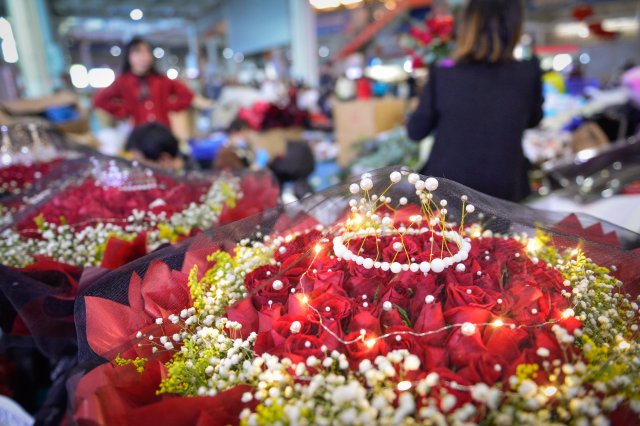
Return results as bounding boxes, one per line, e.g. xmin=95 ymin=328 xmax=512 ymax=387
xmin=453 ymin=0 xmax=524 ymax=64
xmin=121 ymin=37 xmax=159 ymax=75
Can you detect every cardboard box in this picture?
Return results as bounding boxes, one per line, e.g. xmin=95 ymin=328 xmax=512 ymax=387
xmin=0 ymin=91 xmax=90 ymax=135
xmin=334 ymin=98 xmax=406 ymax=167
xmin=250 ymin=127 xmax=304 ymax=158
xmin=572 ymin=122 xmax=609 ymax=153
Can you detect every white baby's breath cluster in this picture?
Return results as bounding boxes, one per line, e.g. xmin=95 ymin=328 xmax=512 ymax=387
xmin=139 ymin=240 xmax=275 ymax=395
xmin=237 ymin=349 xmax=489 ymax=426
xmin=0 ymin=177 xmax=240 ymax=268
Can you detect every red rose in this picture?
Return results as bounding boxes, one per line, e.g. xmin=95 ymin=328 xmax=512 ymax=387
xmin=283 ymin=334 xmax=324 ymax=362
xmin=444 ymin=284 xmax=503 ymax=314
xmin=244 ymin=265 xmax=279 ymax=292
xmin=482 ymin=321 xmax=529 ymax=363
xmin=280 ymin=254 xmax=313 ymax=285
xmin=444 ymin=306 xmax=493 ymax=325
xmin=275 ymin=230 xmax=322 ymax=263
xmin=506 ymin=283 xmax=551 ymax=326
xmin=379 ymin=281 xmax=414 ymax=312
xmin=506 ymin=256 xmax=535 ymax=276
xmin=473 ymin=270 xmax=503 ymax=293
xmin=300 ymin=268 xmax=346 ymax=298
xmin=413 ymin=301 xmax=447 ymax=347
xmin=258 ymin=305 xmax=283 ymax=333
xmin=408 ymin=275 xmax=440 ymax=320
xmin=308 ymin=293 xmax=354 ymax=323
xmin=254 ymin=331 xmax=282 ymax=355
xmin=381 ymin=236 xmax=421 ymax=263
xmin=343 ymin=330 xmax=385 ymax=368
xmin=383 ymin=326 xmax=419 ymax=353
xmin=346 ymin=275 xmax=389 ymax=301
xmin=531 ymin=265 xmax=566 ymax=293
xmin=272 ymin=315 xmax=318 ymax=339
xmin=446 ymin=328 xmax=487 ymax=368
xmin=348 ymin=311 xmax=382 ymax=335
xmin=441 ymin=267 xmax=474 ymax=287
xmin=380 ymin=308 xmax=409 ymax=328
xmin=417 ymin=345 xmax=449 ymax=370
xmin=456 ymin=352 xmax=504 ymax=385
xmin=244 ymin=265 xmax=292 ymax=309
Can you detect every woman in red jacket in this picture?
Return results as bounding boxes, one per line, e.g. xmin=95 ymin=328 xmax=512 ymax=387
xmin=93 ymin=37 xmax=194 ymax=128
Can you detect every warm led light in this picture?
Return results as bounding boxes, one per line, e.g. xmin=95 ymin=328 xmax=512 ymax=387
xmin=526 ymin=238 xmax=543 ymax=254
xmin=562 ymin=309 xmax=575 ymax=319
xmin=302 ymin=296 xmax=309 ymax=304
xmin=354 ymin=215 xmax=363 ymax=225
xmin=397 ymin=380 xmax=412 ymax=391
xmin=492 ymin=319 xmax=505 ymax=327
xmin=314 ymin=244 xmax=322 ymax=254
xmin=543 ymin=386 xmax=557 ymax=397
xmin=366 ymin=339 xmax=376 ymax=349
xmin=619 ymin=340 xmax=631 ymax=350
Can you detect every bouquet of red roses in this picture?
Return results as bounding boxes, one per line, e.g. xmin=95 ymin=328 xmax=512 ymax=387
xmin=401 ymin=11 xmax=456 ymax=68
xmin=0 ymin=122 xmax=82 ymax=198
xmin=70 ymin=168 xmax=640 ymax=426
xmin=0 ymin=159 xmax=65 ymax=197
xmin=0 ymin=157 xmax=255 ymax=269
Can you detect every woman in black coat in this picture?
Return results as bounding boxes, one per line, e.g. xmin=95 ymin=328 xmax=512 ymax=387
xmin=407 ymin=0 xmax=543 ymax=202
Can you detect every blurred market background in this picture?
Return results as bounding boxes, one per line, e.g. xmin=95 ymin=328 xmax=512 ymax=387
xmin=0 ymin=0 xmax=639 ymax=228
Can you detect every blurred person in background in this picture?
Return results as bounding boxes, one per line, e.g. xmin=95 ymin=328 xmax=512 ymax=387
xmin=93 ymin=37 xmax=194 ymax=129
xmin=125 ymin=122 xmax=189 ymax=171
xmin=407 ymin=0 xmax=543 ymax=202
xmin=213 ymin=118 xmax=256 ymax=171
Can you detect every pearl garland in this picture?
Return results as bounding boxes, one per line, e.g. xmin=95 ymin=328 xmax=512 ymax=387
xmin=332 ymin=228 xmax=470 ymax=275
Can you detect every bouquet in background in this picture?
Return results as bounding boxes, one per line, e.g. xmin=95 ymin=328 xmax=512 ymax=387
xmin=0 ymin=155 xmax=279 ymax=368
xmin=71 ymin=168 xmax=640 ymax=425
xmin=400 ymin=10 xmax=456 ymax=68
xmin=0 ymin=158 xmax=244 ymax=269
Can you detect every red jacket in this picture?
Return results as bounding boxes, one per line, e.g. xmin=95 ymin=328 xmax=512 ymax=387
xmin=93 ymin=72 xmax=194 ymax=128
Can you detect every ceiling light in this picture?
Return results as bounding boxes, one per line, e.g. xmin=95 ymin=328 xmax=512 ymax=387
xmin=579 ymin=53 xmax=591 ymax=65
xmin=69 ymin=64 xmax=89 ymax=89
xmin=602 ymin=17 xmax=639 ymax=33
xmin=166 ymin=68 xmax=179 ymax=80
xmin=110 ymin=46 xmax=121 ymax=57
xmin=552 ymin=54 xmax=573 ymax=72
xmin=309 ymin=0 xmax=341 ymax=10
xmin=555 ymin=22 xmax=588 ymax=38
xmin=153 ymin=47 xmax=165 ymax=59
xmin=318 ymin=46 xmax=330 ymax=58
xmin=222 ymin=48 xmax=234 ymax=59
xmin=0 ymin=18 xmax=18 ymax=63
xmin=88 ymin=68 xmax=115 ymax=88
xmin=130 ymin=9 xmax=143 ymax=21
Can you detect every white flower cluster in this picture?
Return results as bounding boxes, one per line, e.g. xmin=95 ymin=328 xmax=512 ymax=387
xmin=0 ymin=177 xmax=240 ymax=268
xmin=237 ymin=349 xmax=485 ymax=426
